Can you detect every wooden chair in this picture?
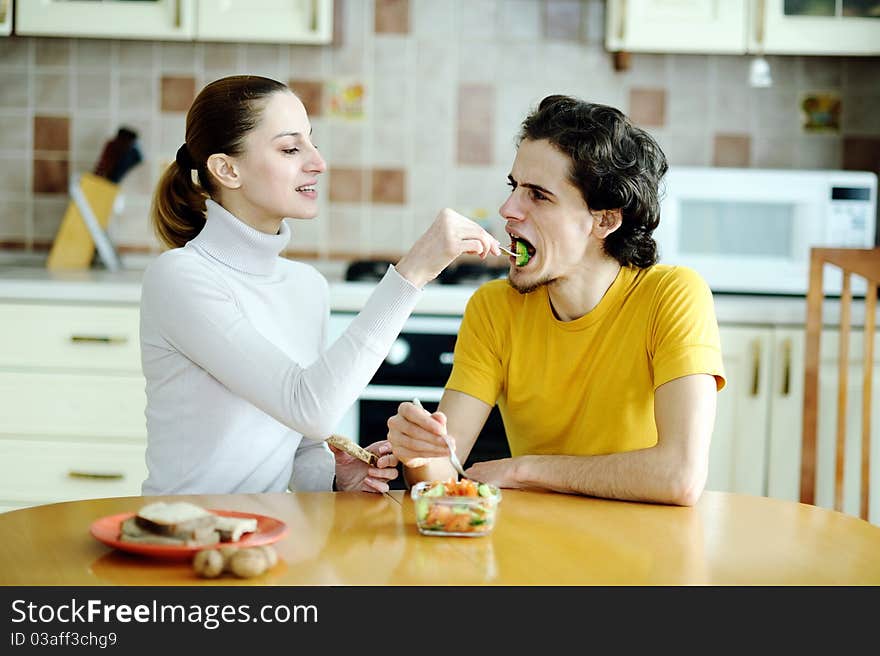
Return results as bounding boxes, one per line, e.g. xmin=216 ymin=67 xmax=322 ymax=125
xmin=802 ymin=247 xmax=880 ymax=521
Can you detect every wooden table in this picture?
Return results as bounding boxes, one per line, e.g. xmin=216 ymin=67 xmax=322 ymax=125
xmin=1 ymin=489 xmax=879 ymax=585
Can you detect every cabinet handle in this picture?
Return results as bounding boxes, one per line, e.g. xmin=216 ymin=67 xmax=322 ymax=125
xmin=174 ymin=0 xmax=182 ymax=28
xmin=68 ymin=470 xmax=124 ymax=481
xmin=754 ymin=0 xmax=765 ymax=47
xmin=310 ymin=0 xmax=319 ymax=32
xmin=70 ymin=335 xmax=128 ymax=344
xmin=781 ymin=338 xmax=791 ymax=396
xmin=751 ymin=339 xmax=761 ymax=397
xmin=617 ymin=0 xmax=627 ymax=41
xmin=0 ymin=0 xmax=8 ymax=24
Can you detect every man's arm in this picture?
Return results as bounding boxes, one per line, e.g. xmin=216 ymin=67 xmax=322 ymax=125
xmin=389 ymin=389 xmax=493 ymax=487
xmin=467 ymin=374 xmax=717 ymax=506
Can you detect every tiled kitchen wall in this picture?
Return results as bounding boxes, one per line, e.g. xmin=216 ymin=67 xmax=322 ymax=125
xmin=0 ymin=0 xmax=878 ymax=259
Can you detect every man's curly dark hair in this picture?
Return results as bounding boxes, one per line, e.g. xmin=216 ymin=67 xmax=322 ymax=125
xmin=519 ymin=95 xmax=668 ymax=268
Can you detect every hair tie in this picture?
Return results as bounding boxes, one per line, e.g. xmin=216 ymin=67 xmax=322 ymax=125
xmin=175 ymin=143 xmax=195 ymax=170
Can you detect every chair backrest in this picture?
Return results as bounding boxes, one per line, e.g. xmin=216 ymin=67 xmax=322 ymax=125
xmin=802 ymin=247 xmax=880 ymax=521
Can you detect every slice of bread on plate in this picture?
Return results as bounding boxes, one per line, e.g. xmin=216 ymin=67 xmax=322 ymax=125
xmin=119 ymin=517 xmax=220 ymax=547
xmin=133 ymin=501 xmax=217 ymax=536
xmin=214 ymin=516 xmax=258 ymax=542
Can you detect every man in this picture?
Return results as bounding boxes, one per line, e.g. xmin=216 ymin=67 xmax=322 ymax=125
xmin=387 ymin=95 xmax=726 ymax=506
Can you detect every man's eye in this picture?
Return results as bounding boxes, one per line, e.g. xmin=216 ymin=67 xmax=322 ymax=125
xmin=530 ymin=189 xmax=547 ymax=201
xmin=283 ymin=148 xmax=299 ymax=154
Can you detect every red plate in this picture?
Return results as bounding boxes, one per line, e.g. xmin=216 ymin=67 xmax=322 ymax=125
xmin=89 ymin=509 xmax=289 ymax=559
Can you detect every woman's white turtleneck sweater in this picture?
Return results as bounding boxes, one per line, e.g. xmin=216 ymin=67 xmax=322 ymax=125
xmin=140 ymin=200 xmax=422 ymax=495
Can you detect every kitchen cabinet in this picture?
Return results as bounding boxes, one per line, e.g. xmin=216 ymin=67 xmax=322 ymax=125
xmin=196 ymin=0 xmax=333 ymax=45
xmin=1 ymin=0 xmax=12 ymax=37
xmin=712 ymin=324 xmax=880 ymax=524
xmin=0 ymin=301 xmax=147 ymax=513
xmin=14 ymin=0 xmax=333 ymax=44
xmin=15 ymin=0 xmax=196 ymax=41
xmin=606 ymin=0 xmax=880 ymax=56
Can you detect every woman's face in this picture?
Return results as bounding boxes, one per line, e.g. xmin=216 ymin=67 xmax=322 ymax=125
xmin=232 ymin=90 xmax=326 ymax=226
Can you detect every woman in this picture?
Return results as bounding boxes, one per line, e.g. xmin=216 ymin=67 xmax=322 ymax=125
xmin=141 ymin=75 xmax=500 ymax=495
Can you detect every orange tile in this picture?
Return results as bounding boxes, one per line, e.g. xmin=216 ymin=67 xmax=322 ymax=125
xmin=713 ymin=134 xmax=751 ymax=167
xmin=33 ymin=116 xmax=70 ymax=152
xmin=375 ymin=0 xmax=410 ymax=34
xmin=371 ymin=168 xmax=406 ymax=204
xmin=545 ymin=0 xmax=582 ymax=41
xmin=457 ymin=83 xmax=494 ymax=165
xmin=290 ymin=80 xmax=324 ymax=117
xmin=33 ymin=158 xmax=70 ymax=193
xmin=160 ymin=76 xmax=196 ymax=113
xmin=629 ymin=88 xmax=666 ymax=127
xmin=329 ymin=167 xmax=366 ymax=202
xmin=843 ymin=136 xmax=880 ymax=173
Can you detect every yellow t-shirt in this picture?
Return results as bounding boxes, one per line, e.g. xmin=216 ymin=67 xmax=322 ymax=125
xmin=445 ymin=265 xmax=726 ymax=457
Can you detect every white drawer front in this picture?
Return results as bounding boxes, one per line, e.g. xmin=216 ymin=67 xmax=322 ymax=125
xmin=0 ymin=303 xmax=141 ymax=371
xmin=0 ymin=438 xmax=147 ymax=503
xmin=0 ymin=372 xmax=146 ymax=438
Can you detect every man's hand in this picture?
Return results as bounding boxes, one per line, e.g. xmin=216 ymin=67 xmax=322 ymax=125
xmin=332 ymin=439 xmax=399 ymax=493
xmin=386 ymin=401 xmax=455 ymax=468
xmin=464 ymin=458 xmax=521 ymax=488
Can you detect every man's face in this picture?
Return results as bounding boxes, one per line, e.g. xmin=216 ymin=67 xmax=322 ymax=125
xmin=499 ymin=138 xmax=595 ymax=294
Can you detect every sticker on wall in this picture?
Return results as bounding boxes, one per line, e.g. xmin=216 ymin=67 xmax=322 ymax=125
xmin=327 ymin=80 xmax=365 ymax=120
xmin=800 ymin=92 xmax=841 ymax=134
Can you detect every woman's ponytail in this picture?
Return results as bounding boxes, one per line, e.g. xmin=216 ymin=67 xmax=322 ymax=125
xmin=150 ymin=158 xmax=207 ymax=250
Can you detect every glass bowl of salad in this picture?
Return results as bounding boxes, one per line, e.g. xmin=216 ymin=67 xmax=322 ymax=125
xmin=410 ymin=479 xmax=502 ymax=537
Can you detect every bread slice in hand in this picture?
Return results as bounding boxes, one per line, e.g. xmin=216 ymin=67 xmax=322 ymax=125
xmin=133 ymin=501 xmax=217 ymax=537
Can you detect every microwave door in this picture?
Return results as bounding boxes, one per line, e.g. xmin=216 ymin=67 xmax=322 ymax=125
xmin=658 ymin=196 xmax=814 ymax=295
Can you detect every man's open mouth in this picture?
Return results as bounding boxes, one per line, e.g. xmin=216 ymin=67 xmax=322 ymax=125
xmin=510 ymin=236 xmax=536 ymax=267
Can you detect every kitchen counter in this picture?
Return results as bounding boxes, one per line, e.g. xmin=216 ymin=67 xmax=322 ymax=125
xmin=0 ymin=260 xmax=877 ymax=325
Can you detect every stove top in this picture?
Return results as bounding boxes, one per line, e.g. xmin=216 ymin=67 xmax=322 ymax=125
xmin=344 ymin=260 xmax=508 ymax=285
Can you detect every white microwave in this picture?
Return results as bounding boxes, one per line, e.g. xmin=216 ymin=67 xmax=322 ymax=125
xmin=654 ymin=167 xmax=878 ymax=296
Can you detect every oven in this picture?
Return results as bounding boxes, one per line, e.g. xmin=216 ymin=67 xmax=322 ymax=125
xmin=329 ymin=312 xmax=510 ymax=489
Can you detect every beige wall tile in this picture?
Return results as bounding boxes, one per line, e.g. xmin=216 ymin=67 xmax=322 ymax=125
xmin=797 ymin=136 xmax=841 ymax=169
xmin=72 ymin=117 xmax=113 ymax=163
xmin=0 ymin=115 xmax=30 ymax=151
xmin=286 ymin=216 xmax=324 ymax=254
xmin=34 ymin=116 xmax=70 ymax=152
xmin=74 ymin=39 xmax=113 ymax=70
xmin=752 ymin=136 xmax=796 ymax=168
xmin=0 ymin=72 xmax=28 ymax=108
xmin=368 ymin=208 xmax=408 ymax=255
xmin=459 ymin=0 xmax=498 ymax=39
xmin=35 ymin=73 xmax=71 ymax=111
xmin=159 ymin=42 xmax=198 ymax=74
xmin=35 ymin=39 xmax=71 ymax=67
xmin=501 ymin=0 xmax=542 ymax=39
xmin=289 ymin=45 xmax=327 ymax=79
xmin=32 ymin=197 xmax=69 ymax=241
xmin=371 ymin=168 xmax=406 ymax=204
xmin=326 ymin=208 xmax=368 ymax=256
xmin=75 ymin=72 xmax=112 ymax=112
xmin=375 ymin=0 xmax=410 ymax=34
xmin=544 ymin=0 xmax=583 ymax=41
xmin=0 ymin=39 xmax=30 ymax=67
xmin=0 ymin=199 xmax=29 ymax=240
xmin=842 ymin=95 xmax=880 ymax=134
xmin=412 ymin=0 xmax=455 ymax=37
xmin=118 ymin=42 xmax=156 ymax=69
xmin=713 ymin=134 xmax=751 ymax=167
xmin=119 ymin=75 xmax=157 ymax=115
xmin=244 ymin=44 xmax=284 ymax=80
xmin=329 ymin=167 xmax=367 ymax=203
xmin=0 ymin=156 xmax=29 ymax=194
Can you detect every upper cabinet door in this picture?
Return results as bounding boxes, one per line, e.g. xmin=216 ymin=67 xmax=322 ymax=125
xmin=196 ymin=0 xmax=333 ymax=44
xmin=606 ymin=0 xmax=749 ymax=54
xmin=15 ymin=0 xmax=196 ymax=40
xmin=1 ymin=0 xmax=12 ymax=36
xmin=752 ymin=0 xmax=880 ymax=55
